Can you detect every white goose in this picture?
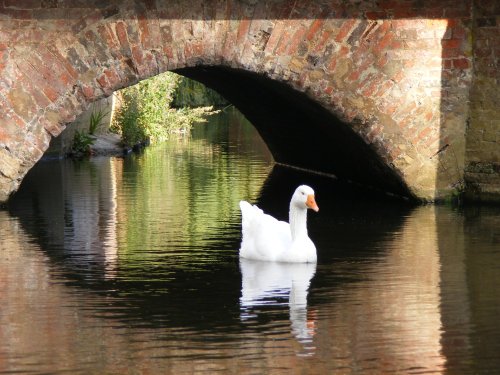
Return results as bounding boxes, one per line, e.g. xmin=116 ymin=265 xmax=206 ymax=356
xmin=239 ymin=185 xmax=319 ymax=263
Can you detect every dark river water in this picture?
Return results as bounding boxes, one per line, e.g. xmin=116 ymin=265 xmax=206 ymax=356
xmin=1 ymin=108 xmax=499 ymax=374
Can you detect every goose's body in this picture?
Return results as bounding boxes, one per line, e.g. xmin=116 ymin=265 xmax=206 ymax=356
xmin=239 ymin=185 xmax=318 ymax=263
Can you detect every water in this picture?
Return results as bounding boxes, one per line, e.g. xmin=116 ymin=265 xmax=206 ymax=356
xmin=1 ymin=108 xmax=499 ymax=374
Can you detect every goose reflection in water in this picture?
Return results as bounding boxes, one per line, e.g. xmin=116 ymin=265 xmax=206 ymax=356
xmin=239 ymin=259 xmax=317 ymax=355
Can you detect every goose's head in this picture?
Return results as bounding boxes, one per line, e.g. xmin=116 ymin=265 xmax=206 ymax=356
xmin=291 ymin=185 xmax=319 ymax=212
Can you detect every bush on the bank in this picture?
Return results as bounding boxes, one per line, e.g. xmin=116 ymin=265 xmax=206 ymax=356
xmin=71 ymin=130 xmax=94 ymax=157
xmin=113 ymin=72 xmax=217 ymax=147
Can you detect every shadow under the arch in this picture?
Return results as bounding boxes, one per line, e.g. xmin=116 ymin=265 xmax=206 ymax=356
xmin=175 ymin=66 xmax=414 ymax=199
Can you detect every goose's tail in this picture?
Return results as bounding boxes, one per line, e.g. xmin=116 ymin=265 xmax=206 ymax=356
xmin=239 ymin=201 xmax=262 ymax=225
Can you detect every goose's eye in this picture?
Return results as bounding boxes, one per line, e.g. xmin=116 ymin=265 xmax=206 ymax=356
xmin=301 ymin=192 xmax=305 ymax=195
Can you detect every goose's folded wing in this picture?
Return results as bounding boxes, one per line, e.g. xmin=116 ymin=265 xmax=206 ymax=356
xmin=239 ymin=201 xmax=291 ymax=260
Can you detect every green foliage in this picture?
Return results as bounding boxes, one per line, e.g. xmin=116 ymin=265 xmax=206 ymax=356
xmin=113 ymin=72 xmax=218 ymax=147
xmin=71 ymin=130 xmax=94 ymax=156
xmin=88 ymin=105 xmax=109 ymax=135
xmin=172 ymin=77 xmax=229 ymax=108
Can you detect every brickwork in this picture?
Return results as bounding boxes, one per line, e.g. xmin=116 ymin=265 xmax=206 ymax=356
xmin=465 ymin=0 xmax=500 ymax=202
xmin=0 ymin=0 xmax=497 ymax=202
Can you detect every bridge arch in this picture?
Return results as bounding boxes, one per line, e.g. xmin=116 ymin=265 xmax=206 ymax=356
xmin=176 ymin=66 xmax=409 ymax=196
xmin=1 ymin=0 xmax=495 ymax=202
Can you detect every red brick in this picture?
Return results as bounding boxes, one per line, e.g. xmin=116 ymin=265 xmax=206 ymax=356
xmin=30 ymin=81 xmax=56 ymax=108
xmin=103 ymin=68 xmax=121 ymax=88
xmin=452 ymin=25 xmax=467 ymax=39
xmin=40 ymin=116 xmax=64 ymax=137
xmin=33 ymin=48 xmax=75 ymax=92
xmin=313 ymin=30 xmax=332 ymax=53
xmin=98 ymin=24 xmax=120 ymax=56
xmin=41 ymin=85 xmax=60 ymax=103
xmin=442 ymin=38 xmax=462 ymax=49
xmin=191 ymin=42 xmax=203 ymax=56
xmin=348 ymin=69 xmax=360 ymax=81
xmin=45 ymin=44 xmax=79 ymax=80
xmin=131 ymin=44 xmax=144 ymax=67
xmin=375 ymin=80 xmax=394 ymax=97
xmin=335 ymin=19 xmax=357 ymax=42
xmin=15 ymin=60 xmax=54 ymax=106
xmin=373 ymin=31 xmax=394 ymax=54
xmin=376 ymin=54 xmax=389 ymax=68
xmin=389 ymin=147 xmax=402 ymax=160
xmin=143 ymin=52 xmax=157 ymax=76
xmin=417 ymin=126 xmax=432 ymax=141
xmin=327 ymin=57 xmax=337 ymax=72
xmin=453 ymin=57 xmax=470 ymax=69
xmin=361 ymin=76 xmax=384 ymax=97
xmin=96 ymin=74 xmax=108 ymax=89
xmin=390 ymin=40 xmax=403 ymax=49
xmin=184 ymin=43 xmax=197 ymax=60
xmin=138 ymin=12 xmax=152 ymax=49
xmin=403 ymin=59 xmax=416 ymax=69
xmin=115 ymin=21 xmax=131 ymax=55
xmin=237 ymin=19 xmax=251 ymax=45
xmin=288 ymin=24 xmax=308 ymax=55
xmin=81 ymin=85 xmax=95 ymax=100
xmin=442 ymin=47 xmax=459 ymax=58
xmin=324 ymin=86 xmax=334 ymax=95
xmin=376 ymin=20 xmax=391 ymax=35
xmin=306 ymin=19 xmax=324 ymax=41
xmin=430 ymin=89 xmax=441 ymax=97
xmin=163 ymin=45 xmax=174 ymax=59
xmin=222 ymin=34 xmax=236 ymax=60
xmin=275 ymin=27 xmax=292 ymax=55
xmin=338 ymin=45 xmax=350 ymax=57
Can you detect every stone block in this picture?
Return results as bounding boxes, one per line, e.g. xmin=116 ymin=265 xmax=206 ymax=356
xmin=0 ymin=148 xmax=21 ymax=180
xmin=7 ymin=86 xmax=38 ymax=122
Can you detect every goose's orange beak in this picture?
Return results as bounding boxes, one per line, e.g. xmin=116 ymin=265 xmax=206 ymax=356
xmin=306 ymin=194 xmax=319 ymax=212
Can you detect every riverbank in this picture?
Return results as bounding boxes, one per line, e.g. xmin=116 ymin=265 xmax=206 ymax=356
xmin=89 ymin=133 xmax=124 ymax=156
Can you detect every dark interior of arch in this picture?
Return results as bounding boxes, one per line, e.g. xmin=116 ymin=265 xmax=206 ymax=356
xmin=175 ymin=66 xmax=412 ymax=198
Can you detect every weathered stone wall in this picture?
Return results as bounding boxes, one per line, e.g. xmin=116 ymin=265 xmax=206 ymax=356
xmin=0 ymin=0 xmax=497 ymax=203
xmin=465 ymin=1 xmax=500 ymax=202
xmin=45 ymin=95 xmax=115 ymax=157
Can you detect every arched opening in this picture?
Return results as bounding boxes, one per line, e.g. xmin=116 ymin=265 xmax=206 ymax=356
xmin=176 ymin=66 xmax=412 ymax=198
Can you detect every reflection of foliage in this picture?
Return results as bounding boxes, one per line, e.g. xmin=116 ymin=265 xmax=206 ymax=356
xmin=113 ymin=72 xmax=218 ymax=147
xmin=115 ymin=109 xmax=273 ymax=263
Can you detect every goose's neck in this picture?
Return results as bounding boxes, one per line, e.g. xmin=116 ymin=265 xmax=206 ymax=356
xmin=289 ymin=204 xmax=308 ymax=241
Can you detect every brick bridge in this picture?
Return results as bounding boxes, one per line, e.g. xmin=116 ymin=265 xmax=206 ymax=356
xmin=0 ymin=0 xmax=499 ymax=203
